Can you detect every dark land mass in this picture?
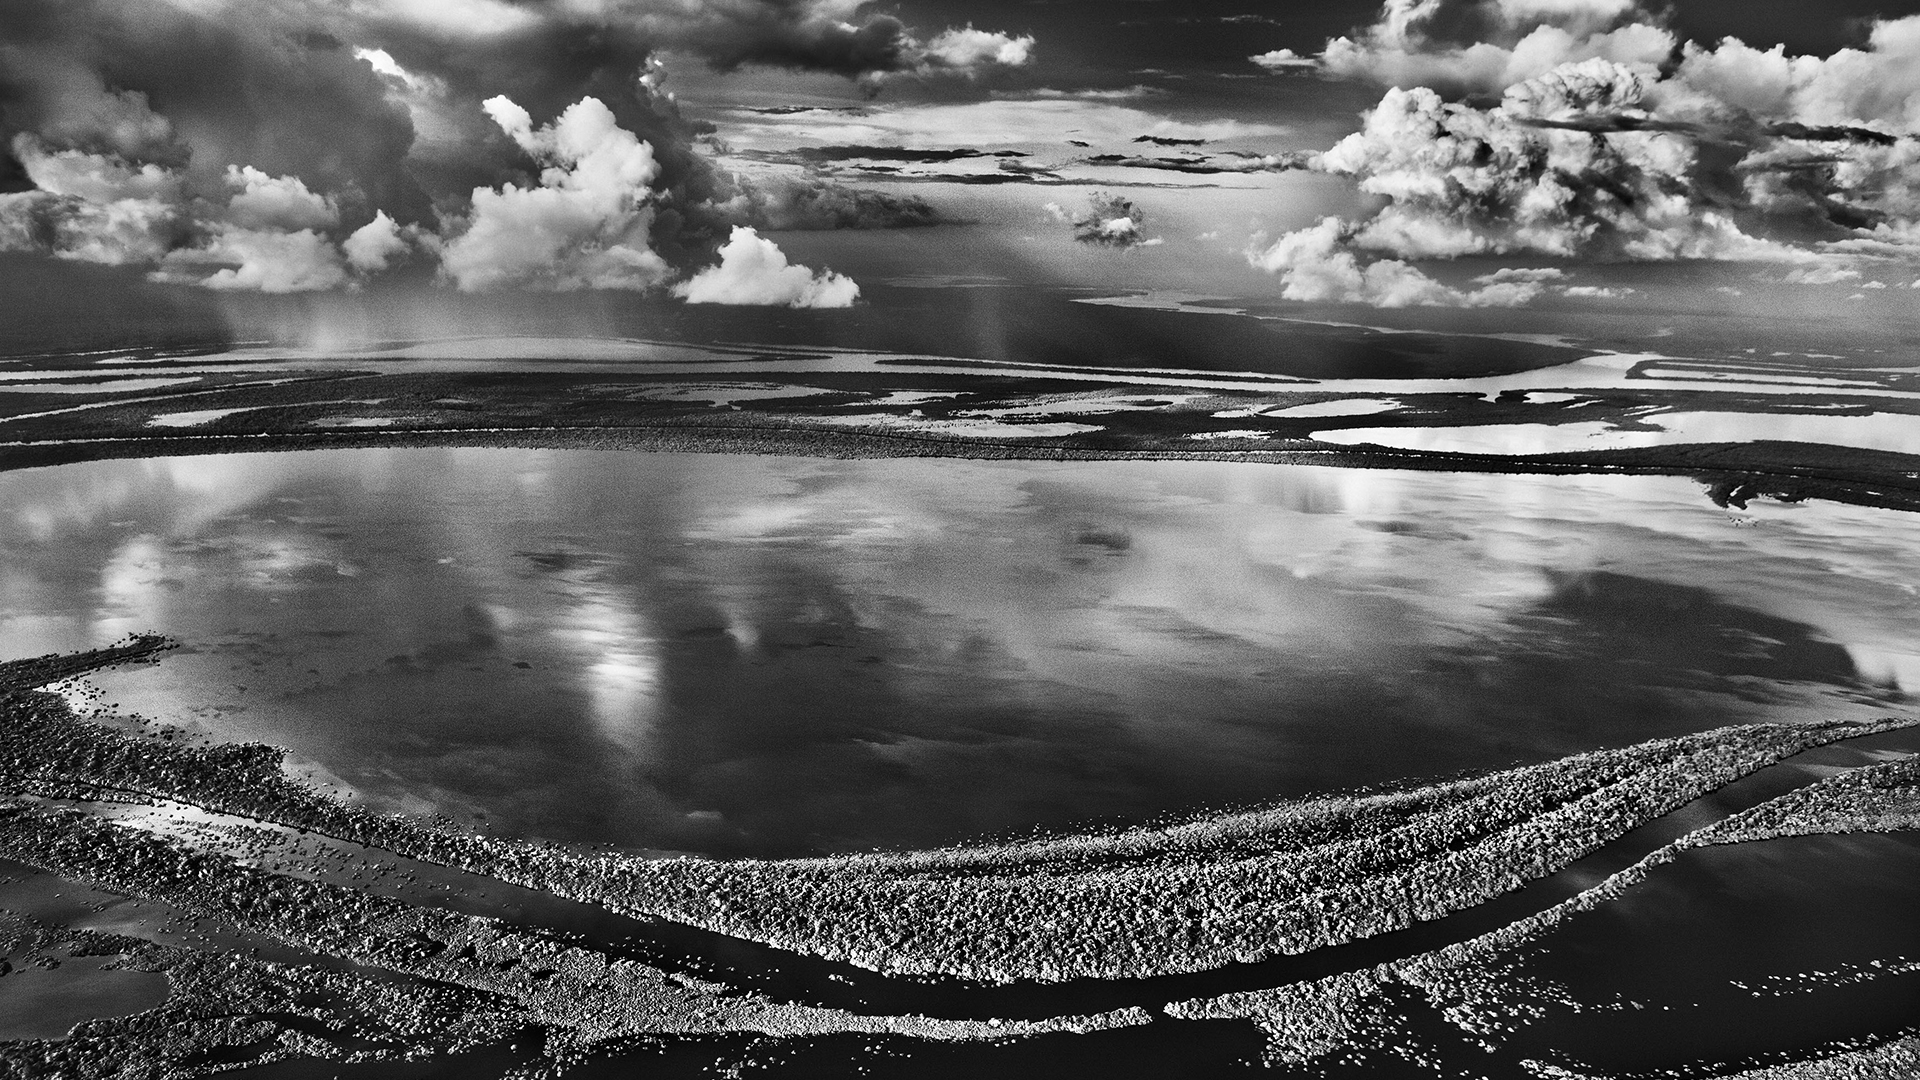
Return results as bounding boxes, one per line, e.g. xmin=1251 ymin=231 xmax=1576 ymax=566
xmin=1 ymin=360 xmax=1917 ymax=515
xmin=0 ymin=640 xmax=1915 ymax=1077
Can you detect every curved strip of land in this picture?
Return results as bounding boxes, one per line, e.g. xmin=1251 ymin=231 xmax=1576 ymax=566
xmin=4 ymin=641 xmax=1916 ymax=1077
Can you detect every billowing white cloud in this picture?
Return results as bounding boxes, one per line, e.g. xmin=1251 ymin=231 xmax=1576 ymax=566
xmin=673 ymin=226 xmax=859 ymax=308
xmin=342 ymin=210 xmax=417 ymax=274
xmin=1665 ymin=16 xmax=1920 ymax=130
xmin=223 ymin=165 xmax=338 ymax=232
xmin=0 ymin=135 xmax=357 ymax=286
xmin=923 ymin=27 xmax=1035 ymax=70
xmin=0 ymin=0 xmax=1033 ymax=295
xmin=1249 ymin=216 xmax=1545 ymax=307
xmin=12 ymin=136 xmax=182 ymax=204
xmin=1245 ymin=40 xmax=1920 ymax=307
xmin=0 ymin=189 xmax=179 ymax=266
xmin=155 ymin=227 xmax=350 ymax=293
xmin=1320 ymin=0 xmax=1673 ymax=97
xmin=1473 ymin=266 xmax=1566 ymax=285
xmin=439 ymin=96 xmax=669 ymax=292
xmin=0 ymin=135 xmax=182 ymax=265
xmin=1250 ymin=48 xmax=1318 ymax=71
xmin=1314 ymin=68 xmax=1798 ymax=264
xmin=1272 ymin=2 xmax=1920 ymax=308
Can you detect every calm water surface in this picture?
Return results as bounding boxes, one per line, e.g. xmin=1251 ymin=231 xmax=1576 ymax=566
xmin=0 ymin=449 xmax=1912 ymax=858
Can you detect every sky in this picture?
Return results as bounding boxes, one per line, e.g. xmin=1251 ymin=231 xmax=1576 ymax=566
xmin=1 ymin=0 xmax=1918 ymax=346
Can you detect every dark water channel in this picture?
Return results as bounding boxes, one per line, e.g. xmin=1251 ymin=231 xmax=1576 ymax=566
xmin=286 ymin=728 xmax=1915 ymax=1024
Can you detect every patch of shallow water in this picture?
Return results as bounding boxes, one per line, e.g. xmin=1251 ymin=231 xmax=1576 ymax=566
xmin=0 ymin=954 xmax=168 ymax=1041
xmin=1314 ymin=409 xmax=1920 ymax=456
xmin=146 ymin=407 xmax=259 ymax=428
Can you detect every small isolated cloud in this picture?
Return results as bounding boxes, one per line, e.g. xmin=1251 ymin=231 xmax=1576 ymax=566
xmin=1561 ymin=284 xmax=1634 ymax=297
xmin=673 ymin=226 xmax=859 ymax=308
xmin=1773 ymin=266 xmax=1864 ymax=285
xmin=1251 ymin=49 xmax=1319 ymax=71
xmin=1472 ymin=266 xmax=1567 ymax=285
xmin=1070 ymin=193 xmax=1159 ymax=247
xmin=1019 ymin=86 xmax=1165 ymax=102
xmin=922 ymin=27 xmax=1036 ymax=71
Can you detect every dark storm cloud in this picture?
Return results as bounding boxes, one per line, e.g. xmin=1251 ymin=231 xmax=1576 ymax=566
xmin=1763 ymin=122 xmax=1903 ymax=147
xmin=0 ymin=0 xmax=1032 ymax=293
xmin=995 ymin=158 xmax=1061 ymax=178
xmin=1132 ymin=135 xmax=1209 ymax=147
xmin=719 ymin=174 xmax=938 ymax=229
xmin=740 ymin=105 xmax=871 ymax=116
xmin=0 ymin=0 xmax=426 ymax=222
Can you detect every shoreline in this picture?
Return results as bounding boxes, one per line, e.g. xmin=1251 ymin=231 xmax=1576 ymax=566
xmin=4 ymin=417 xmax=1918 ymax=516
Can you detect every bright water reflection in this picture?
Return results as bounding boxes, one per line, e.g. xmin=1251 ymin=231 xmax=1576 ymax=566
xmin=0 ymin=449 xmax=1911 ymax=857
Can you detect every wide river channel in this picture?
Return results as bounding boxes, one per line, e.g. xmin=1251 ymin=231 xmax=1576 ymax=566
xmin=3 ymin=447 xmax=1919 ymax=1075
xmin=0 ymin=448 xmax=1912 ymax=860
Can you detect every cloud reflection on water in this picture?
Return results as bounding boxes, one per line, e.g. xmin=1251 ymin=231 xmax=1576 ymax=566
xmin=0 ymin=449 xmax=1910 ymax=857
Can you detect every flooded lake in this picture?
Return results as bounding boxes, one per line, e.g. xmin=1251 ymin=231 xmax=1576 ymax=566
xmin=0 ymin=449 xmax=1911 ymax=861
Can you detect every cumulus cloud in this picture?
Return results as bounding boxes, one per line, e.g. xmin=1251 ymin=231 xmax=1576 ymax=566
xmin=1292 ymin=3 xmax=1920 ymax=272
xmin=1250 ymin=49 xmax=1319 ymax=72
xmin=440 ymin=96 xmax=667 ymax=291
xmin=0 ymin=134 xmax=361 ymax=289
xmin=1473 ymin=266 xmax=1566 ymax=285
xmin=922 ymin=27 xmax=1036 ymax=72
xmin=1664 ymin=18 xmax=1920 ymax=131
xmin=0 ymin=187 xmax=180 ymax=267
xmin=0 ymin=135 xmax=183 ymax=265
xmin=1305 ymin=67 xmax=1800 ymax=265
xmin=342 ymin=210 xmax=419 ymax=274
xmin=223 ymin=166 xmax=339 ymax=232
xmin=1249 ymin=217 xmax=1544 ymax=307
xmin=672 ymin=226 xmax=858 ymax=308
xmin=1247 ymin=19 xmax=1920 ymax=308
xmin=1320 ymin=0 xmax=1674 ymax=98
xmin=155 ymin=228 xmax=349 ymax=293
xmin=0 ymin=0 xmax=1031 ymax=293
xmin=1070 ymin=193 xmax=1160 ymax=248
